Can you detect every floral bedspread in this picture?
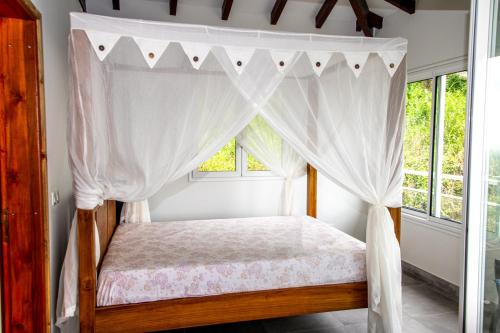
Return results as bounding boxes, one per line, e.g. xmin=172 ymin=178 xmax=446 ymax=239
xmin=97 ymin=216 xmax=366 ymax=306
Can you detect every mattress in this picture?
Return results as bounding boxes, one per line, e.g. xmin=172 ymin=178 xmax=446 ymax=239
xmin=97 ymin=216 xmax=366 ymax=307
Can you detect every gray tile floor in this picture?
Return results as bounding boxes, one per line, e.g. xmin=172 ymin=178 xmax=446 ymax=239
xmin=167 ymin=274 xmax=459 ymax=333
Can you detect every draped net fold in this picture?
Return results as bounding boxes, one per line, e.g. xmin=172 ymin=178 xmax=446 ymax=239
xmin=58 ymin=12 xmax=407 ymax=333
xmin=237 ymin=116 xmax=307 ymax=215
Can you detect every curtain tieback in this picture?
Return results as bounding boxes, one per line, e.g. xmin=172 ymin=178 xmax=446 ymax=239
xmin=370 ymin=202 xmax=387 ymax=210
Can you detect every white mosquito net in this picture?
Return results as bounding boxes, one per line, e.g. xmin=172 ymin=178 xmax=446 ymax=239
xmin=58 ymin=12 xmax=407 ymax=333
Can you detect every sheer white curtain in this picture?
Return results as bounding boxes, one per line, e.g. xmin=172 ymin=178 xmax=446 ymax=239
xmin=258 ymin=53 xmax=406 ymax=333
xmin=121 ymin=200 xmax=151 ymax=223
xmin=237 ymin=116 xmax=306 ymax=215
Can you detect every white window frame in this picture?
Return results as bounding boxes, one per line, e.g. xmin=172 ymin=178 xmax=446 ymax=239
xmin=404 ymin=57 xmax=468 ymax=232
xmin=190 ymin=142 xmax=281 ymax=181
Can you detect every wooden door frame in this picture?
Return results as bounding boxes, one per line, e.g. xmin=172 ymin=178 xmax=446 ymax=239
xmin=0 ymin=0 xmax=49 ymax=332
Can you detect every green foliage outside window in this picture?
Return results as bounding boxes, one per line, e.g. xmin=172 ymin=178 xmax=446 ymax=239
xmin=198 ymin=138 xmax=237 ymax=172
xmin=247 ymin=154 xmax=268 ymax=171
xmin=403 ymin=79 xmax=432 ymax=212
xmin=438 ymin=72 xmax=467 ymax=221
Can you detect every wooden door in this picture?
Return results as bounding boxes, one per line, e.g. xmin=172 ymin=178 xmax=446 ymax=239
xmin=0 ymin=1 xmax=49 ymax=332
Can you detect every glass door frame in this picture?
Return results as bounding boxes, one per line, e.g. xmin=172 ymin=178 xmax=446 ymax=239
xmin=463 ymin=0 xmax=497 ymax=331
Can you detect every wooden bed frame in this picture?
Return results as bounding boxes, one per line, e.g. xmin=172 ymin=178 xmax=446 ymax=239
xmin=78 ymin=165 xmax=401 ymax=333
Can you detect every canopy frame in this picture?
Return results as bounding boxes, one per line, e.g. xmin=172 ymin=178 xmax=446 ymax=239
xmin=64 ymin=12 xmax=407 ymax=333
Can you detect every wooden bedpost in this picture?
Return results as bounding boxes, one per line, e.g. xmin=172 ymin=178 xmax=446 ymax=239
xmin=78 ymin=201 xmax=118 ymax=333
xmin=387 ymin=207 xmax=401 ymax=243
xmin=307 ymin=164 xmax=317 ymax=218
xmin=78 ymin=208 xmax=97 ymax=333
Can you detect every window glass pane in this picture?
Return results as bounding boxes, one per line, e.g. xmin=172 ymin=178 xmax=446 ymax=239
xmin=247 ymin=154 xmax=269 ymax=171
xmin=431 ymin=72 xmax=467 ymax=222
xmin=403 ymin=79 xmax=433 ymax=212
xmin=198 ymin=138 xmax=237 ymax=172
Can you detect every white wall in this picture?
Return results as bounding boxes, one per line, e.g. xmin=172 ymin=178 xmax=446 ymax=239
xmin=378 ymin=10 xmax=469 ymax=71
xmin=401 ymin=217 xmax=464 ymax=285
xmin=30 ymin=0 xmax=81 ymax=331
xmin=378 ymin=9 xmax=469 ymax=286
xmin=150 ymin=173 xmax=369 ymax=241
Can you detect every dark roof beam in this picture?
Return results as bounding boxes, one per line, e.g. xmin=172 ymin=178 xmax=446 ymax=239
xmin=170 ymin=0 xmax=177 ymax=16
xmin=348 ymin=0 xmax=380 ymax=37
xmin=270 ymin=0 xmax=288 ymax=25
xmin=355 ymin=11 xmax=383 ymax=32
xmin=315 ymin=0 xmax=338 ymax=29
xmin=222 ymin=0 xmax=233 ymax=20
xmin=384 ymin=0 xmax=415 ymax=14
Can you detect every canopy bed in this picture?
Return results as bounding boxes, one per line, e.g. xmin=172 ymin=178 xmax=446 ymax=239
xmin=57 ymin=12 xmax=407 ymax=333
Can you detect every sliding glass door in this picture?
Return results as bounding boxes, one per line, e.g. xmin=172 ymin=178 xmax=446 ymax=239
xmin=465 ymin=0 xmax=500 ymax=331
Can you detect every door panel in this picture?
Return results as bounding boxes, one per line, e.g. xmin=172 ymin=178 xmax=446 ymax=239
xmin=0 ymin=17 xmax=48 ymax=333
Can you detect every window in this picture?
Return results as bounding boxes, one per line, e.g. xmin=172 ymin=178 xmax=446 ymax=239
xmin=403 ymin=71 xmax=468 ymax=223
xmin=192 ymin=138 xmax=274 ymax=180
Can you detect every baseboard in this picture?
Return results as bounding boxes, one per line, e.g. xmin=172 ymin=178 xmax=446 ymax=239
xmin=402 ymin=261 xmax=459 ymax=302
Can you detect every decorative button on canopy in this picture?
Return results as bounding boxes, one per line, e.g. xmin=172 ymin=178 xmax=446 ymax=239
xmin=133 ymin=37 xmax=170 ymax=68
xmin=237 ymin=60 xmax=242 ymax=67
xmin=180 ymin=42 xmax=211 ymax=70
xmin=99 ymin=45 xmax=105 ymax=51
xmin=306 ymin=51 xmax=332 ymax=76
xmin=270 ymin=50 xmax=297 ymax=73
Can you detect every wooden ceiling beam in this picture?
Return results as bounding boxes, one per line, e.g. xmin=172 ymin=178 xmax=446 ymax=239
xmin=270 ymin=0 xmax=288 ymax=25
xmin=79 ymin=0 xmax=86 ymax=12
xmin=112 ymin=0 xmax=119 ymax=10
xmin=222 ymin=0 xmax=233 ymax=20
xmin=384 ymin=0 xmax=415 ymax=14
xmin=355 ymin=11 xmax=383 ymax=32
xmin=315 ymin=0 xmax=338 ymax=29
xmin=348 ymin=0 xmax=379 ymax=37
xmin=170 ymin=0 xmax=177 ymax=15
